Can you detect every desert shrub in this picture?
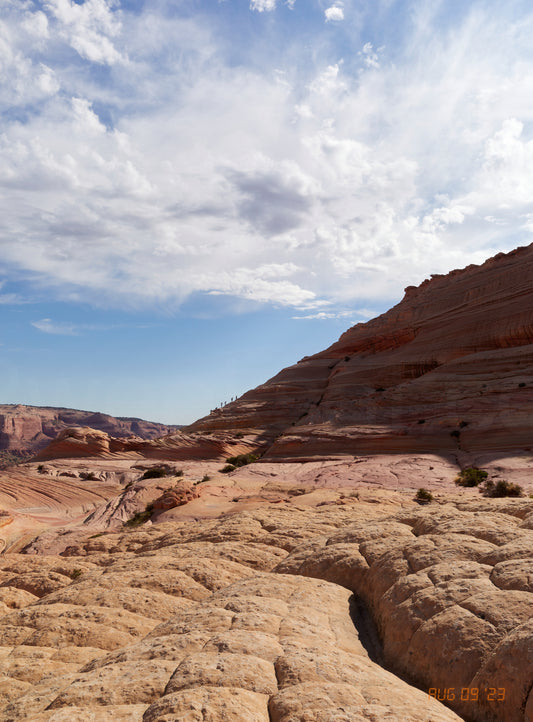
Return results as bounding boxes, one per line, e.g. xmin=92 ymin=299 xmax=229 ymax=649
xmin=125 ymin=503 xmax=154 ymax=527
xmin=37 ymin=464 xmax=45 ymax=473
xmin=234 ymin=432 xmax=244 ymax=439
xmin=483 ymin=480 xmax=524 ymax=498
xmin=70 ymin=568 xmax=83 ymax=580
xmin=455 ymin=467 xmax=488 ymax=487
xmin=141 ymin=468 xmax=167 ymax=480
xmin=415 ymin=488 xmax=433 ymax=503
xmin=220 ymin=464 xmax=236 ymax=474
xmin=225 ymin=453 xmax=258 ymax=467
xmin=201 ymin=475 xmax=211 ymax=482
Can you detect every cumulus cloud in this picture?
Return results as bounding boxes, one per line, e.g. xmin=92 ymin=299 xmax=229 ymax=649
xmin=325 ymin=3 xmax=344 ymax=22
xmin=2 ymin=1 xmax=533 ymax=317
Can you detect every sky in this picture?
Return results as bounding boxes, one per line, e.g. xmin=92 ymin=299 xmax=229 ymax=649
xmin=2 ymin=0 xmax=533 ymax=424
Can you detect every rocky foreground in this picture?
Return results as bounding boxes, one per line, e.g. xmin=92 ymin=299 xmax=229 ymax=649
xmin=0 ymin=485 xmax=531 ymax=721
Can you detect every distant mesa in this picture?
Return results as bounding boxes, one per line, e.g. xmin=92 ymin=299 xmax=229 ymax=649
xmin=0 ymin=405 xmax=181 ymax=465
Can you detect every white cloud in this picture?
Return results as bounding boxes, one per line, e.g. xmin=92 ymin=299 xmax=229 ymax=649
xmin=31 ymin=319 xmax=79 ymax=335
xmin=354 ymin=308 xmax=378 ymax=319
xmin=0 ymin=293 xmax=29 ymax=305
xmin=292 ymin=309 xmax=357 ymax=320
xmin=22 ymin=10 xmax=49 ymax=39
xmin=325 ymin=3 xmax=344 ymax=22
xmin=44 ymin=0 xmax=124 ymax=65
xmin=2 ymin=2 xmax=533 ymax=317
xmin=250 ymin=0 xmax=277 ymax=11
xmin=359 ymin=42 xmax=380 ymax=69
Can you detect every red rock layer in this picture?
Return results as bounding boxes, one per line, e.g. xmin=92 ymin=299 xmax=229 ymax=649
xmin=187 ymin=244 xmax=533 ymax=459
xmin=0 ymin=405 xmax=180 ymax=454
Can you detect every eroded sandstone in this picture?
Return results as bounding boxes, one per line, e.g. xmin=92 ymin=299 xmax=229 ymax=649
xmin=0 ymin=497 xmax=530 ymax=721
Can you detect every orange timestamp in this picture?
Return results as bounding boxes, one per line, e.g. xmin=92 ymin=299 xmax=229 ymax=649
xmin=428 ymin=688 xmax=505 ymax=702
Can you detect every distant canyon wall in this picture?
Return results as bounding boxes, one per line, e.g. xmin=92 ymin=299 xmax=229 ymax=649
xmin=0 ymin=405 xmax=179 ymax=454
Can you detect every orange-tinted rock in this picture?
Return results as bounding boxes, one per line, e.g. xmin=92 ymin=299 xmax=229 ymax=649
xmin=151 ymin=482 xmax=200 ymax=512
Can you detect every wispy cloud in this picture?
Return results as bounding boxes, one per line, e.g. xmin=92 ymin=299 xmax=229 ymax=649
xmin=0 ymin=293 xmax=30 ymax=305
xmin=292 ymin=308 xmax=376 ymax=321
xmin=31 ymin=319 xmax=79 ymax=336
xmin=30 ymin=318 xmax=156 ymax=335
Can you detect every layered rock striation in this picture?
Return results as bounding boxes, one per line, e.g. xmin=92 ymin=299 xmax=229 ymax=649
xmin=0 ymin=406 xmax=180 ymax=457
xmin=186 ymin=244 xmax=533 ymax=460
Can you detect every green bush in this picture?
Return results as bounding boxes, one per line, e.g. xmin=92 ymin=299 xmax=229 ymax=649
xmin=455 ymin=467 xmax=488 ymax=487
xmin=483 ymin=480 xmax=524 ymax=498
xmin=141 ymin=468 xmax=167 ymax=480
xmin=225 ymin=453 xmax=258 ymax=468
xmin=415 ymin=488 xmax=433 ymax=503
xmin=220 ymin=464 xmax=236 ymax=474
xmin=70 ymin=568 xmax=83 ymax=580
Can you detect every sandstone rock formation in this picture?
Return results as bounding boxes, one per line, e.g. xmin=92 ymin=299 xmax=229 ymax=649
xmin=185 ymin=243 xmax=533 ymax=461
xmin=0 ymin=496 xmax=530 ymax=721
xmin=0 ymin=405 xmax=180 ymax=459
xmin=33 ymin=426 xmax=260 ymax=463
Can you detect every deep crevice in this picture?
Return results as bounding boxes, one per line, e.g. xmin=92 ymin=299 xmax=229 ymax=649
xmin=348 ymin=593 xmax=384 ymax=666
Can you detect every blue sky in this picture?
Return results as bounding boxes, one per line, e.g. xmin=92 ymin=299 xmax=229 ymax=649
xmin=2 ymin=0 xmax=533 ymax=424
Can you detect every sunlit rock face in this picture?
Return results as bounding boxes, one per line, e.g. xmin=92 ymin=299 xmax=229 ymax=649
xmin=188 ymin=244 xmax=533 ymax=459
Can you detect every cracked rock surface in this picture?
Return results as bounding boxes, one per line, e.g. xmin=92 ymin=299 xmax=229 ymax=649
xmin=0 ymin=497 xmax=530 ymax=721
